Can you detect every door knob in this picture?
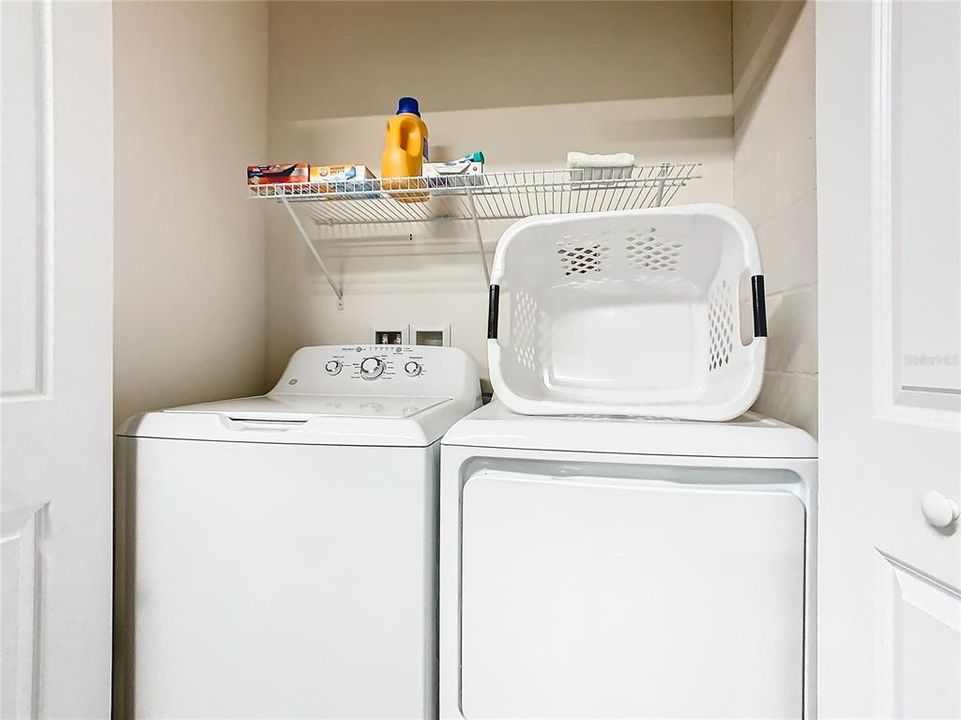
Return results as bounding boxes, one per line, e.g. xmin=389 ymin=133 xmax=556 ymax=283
xmin=921 ymin=491 xmax=960 ymax=529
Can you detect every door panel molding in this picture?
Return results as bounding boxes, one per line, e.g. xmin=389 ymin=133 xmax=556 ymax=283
xmin=876 ymin=550 xmax=961 ymax=718
xmin=870 ymin=0 xmax=961 ymax=429
xmin=1 ymin=504 xmax=47 ymax=720
xmin=1 ymin=0 xmax=54 ymax=402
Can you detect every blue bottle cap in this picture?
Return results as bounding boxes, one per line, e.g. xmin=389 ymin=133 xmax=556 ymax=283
xmin=396 ymin=97 xmax=420 ymax=117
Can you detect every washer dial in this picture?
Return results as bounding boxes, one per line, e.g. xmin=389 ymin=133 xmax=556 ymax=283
xmin=324 ymin=360 xmax=342 ymax=376
xmin=404 ymin=361 xmax=422 ymax=377
xmin=359 ymin=356 xmax=385 ymax=380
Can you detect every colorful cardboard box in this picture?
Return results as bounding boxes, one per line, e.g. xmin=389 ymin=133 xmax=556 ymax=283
xmin=247 ymin=163 xmax=309 ymax=185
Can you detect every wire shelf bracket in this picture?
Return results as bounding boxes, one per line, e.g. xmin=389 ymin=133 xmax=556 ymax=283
xmin=280 ymin=196 xmax=344 ymax=309
xmin=254 ymin=162 xmax=701 ymax=309
xmin=464 ymin=187 xmax=490 ymax=286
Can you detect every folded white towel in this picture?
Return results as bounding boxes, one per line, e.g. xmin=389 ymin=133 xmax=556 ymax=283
xmin=567 ymin=151 xmax=635 ymax=168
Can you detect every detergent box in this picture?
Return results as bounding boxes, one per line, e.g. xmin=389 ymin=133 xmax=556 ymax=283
xmin=309 ymin=164 xmax=378 ymax=196
xmin=247 ymin=163 xmax=309 ymax=185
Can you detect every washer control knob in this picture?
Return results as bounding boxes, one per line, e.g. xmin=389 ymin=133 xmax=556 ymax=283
xmin=404 ymin=361 xmax=422 ymax=377
xmin=324 ymin=360 xmax=342 ymax=376
xmin=359 ymin=356 xmax=385 ymax=380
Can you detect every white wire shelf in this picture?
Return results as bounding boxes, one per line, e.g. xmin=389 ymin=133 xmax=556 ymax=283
xmin=250 ymin=163 xmax=701 ymax=226
xmin=253 ymin=162 xmax=701 ymax=307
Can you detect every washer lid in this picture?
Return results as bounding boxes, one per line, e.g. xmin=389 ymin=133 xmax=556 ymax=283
xmin=442 ymin=399 xmax=818 ymax=459
xmin=118 ymin=393 xmax=472 ymax=447
xmin=163 ymin=394 xmax=452 ymax=421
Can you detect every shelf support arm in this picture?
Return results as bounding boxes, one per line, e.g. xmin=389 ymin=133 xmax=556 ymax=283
xmin=281 ymin=196 xmax=344 ymax=310
xmin=655 ymin=162 xmax=669 ymax=207
xmin=465 ymin=188 xmax=491 ymax=285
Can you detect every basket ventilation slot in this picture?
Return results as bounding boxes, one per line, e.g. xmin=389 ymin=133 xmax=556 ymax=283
xmin=557 ymin=236 xmax=610 ymax=276
xmin=708 ymin=280 xmax=736 ymax=372
xmin=511 ymin=291 xmax=538 ymax=371
xmin=625 ymin=231 xmax=681 ymax=272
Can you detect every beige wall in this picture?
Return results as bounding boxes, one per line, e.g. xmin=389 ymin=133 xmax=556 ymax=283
xmin=266 ymin=1 xmax=735 ymax=382
xmin=111 ymin=1 xmax=817 ymax=432
xmin=733 ymin=1 xmax=818 ymax=436
xmin=113 ymin=1 xmax=269 ymax=425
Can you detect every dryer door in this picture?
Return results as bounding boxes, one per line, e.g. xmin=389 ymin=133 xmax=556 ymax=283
xmin=460 ymin=468 xmax=805 ymax=719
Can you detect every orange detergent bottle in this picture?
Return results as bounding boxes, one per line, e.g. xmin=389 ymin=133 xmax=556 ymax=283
xmin=381 ymin=97 xmax=429 ymax=202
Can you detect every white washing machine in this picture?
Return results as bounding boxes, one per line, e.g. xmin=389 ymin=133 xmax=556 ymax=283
xmin=115 ymin=345 xmax=479 ymax=720
xmin=439 ymin=400 xmax=817 ymax=720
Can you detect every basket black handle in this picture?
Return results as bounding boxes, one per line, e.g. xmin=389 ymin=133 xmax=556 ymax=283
xmin=488 ymin=285 xmax=500 ymax=339
xmin=752 ymin=275 xmax=767 ymax=338
xmin=488 ymin=279 xmax=766 ymax=340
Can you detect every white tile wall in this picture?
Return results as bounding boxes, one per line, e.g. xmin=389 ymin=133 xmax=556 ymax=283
xmin=733 ymin=1 xmax=818 ymax=436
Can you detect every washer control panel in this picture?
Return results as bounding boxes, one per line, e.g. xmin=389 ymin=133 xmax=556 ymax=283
xmin=273 ymin=345 xmax=465 ymax=394
xmin=267 ymin=345 xmax=479 ymax=408
xmin=332 ymin=345 xmax=429 ymax=383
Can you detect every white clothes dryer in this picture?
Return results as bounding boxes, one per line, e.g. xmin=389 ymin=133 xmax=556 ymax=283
xmin=439 ymin=400 xmax=817 ymax=720
xmin=116 ymin=345 xmax=479 ymax=719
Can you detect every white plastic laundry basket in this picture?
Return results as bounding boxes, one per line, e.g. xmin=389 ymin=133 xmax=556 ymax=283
xmin=486 ymin=204 xmax=767 ymax=420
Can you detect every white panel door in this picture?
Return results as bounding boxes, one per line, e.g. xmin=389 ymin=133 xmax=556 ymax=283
xmin=1 ymin=2 xmax=113 ymax=718
xmin=817 ymin=1 xmax=961 ymax=716
xmin=460 ymin=471 xmax=806 ymax=719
